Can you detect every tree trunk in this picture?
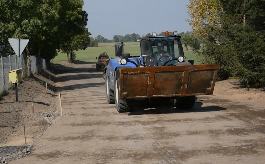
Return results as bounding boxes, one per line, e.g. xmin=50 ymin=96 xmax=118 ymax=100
xmin=70 ymin=51 xmax=73 ymax=63
xmin=46 ymin=59 xmax=51 ymax=70
xmin=67 ymin=52 xmax=70 ymax=63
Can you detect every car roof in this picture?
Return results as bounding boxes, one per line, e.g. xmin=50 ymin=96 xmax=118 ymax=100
xmin=99 ymin=54 xmax=109 ymax=57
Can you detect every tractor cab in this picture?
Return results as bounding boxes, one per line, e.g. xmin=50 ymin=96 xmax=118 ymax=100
xmin=140 ymin=32 xmax=185 ymax=66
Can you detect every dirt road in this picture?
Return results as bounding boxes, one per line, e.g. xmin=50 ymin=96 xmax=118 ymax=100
xmin=10 ymin=63 xmax=265 ymax=164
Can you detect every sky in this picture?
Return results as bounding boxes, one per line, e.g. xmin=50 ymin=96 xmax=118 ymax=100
xmin=83 ymin=0 xmax=192 ymax=39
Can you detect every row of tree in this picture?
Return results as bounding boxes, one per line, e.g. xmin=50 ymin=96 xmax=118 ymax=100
xmin=93 ymin=33 xmax=142 ymax=43
xmin=0 ymin=0 xmax=90 ymax=63
xmin=90 ymin=31 xmax=197 ymax=46
xmin=187 ymin=0 xmax=265 ymax=87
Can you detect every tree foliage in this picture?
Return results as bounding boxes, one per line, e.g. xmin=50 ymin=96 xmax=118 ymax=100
xmin=96 ymin=35 xmax=107 ymax=43
xmin=112 ymin=33 xmax=140 ymax=42
xmin=188 ymin=0 xmax=265 ymax=87
xmin=187 ymin=0 xmax=222 ymax=39
xmin=0 ymin=0 xmax=89 ymax=63
xmin=182 ymin=33 xmax=201 ymax=51
xmin=88 ymin=37 xmax=98 ymax=47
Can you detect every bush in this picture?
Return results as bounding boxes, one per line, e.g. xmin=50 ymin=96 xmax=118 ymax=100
xmin=197 ymin=24 xmax=265 ymax=87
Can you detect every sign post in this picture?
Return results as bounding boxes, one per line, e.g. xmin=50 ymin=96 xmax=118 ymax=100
xmin=8 ymin=38 xmax=29 ymax=102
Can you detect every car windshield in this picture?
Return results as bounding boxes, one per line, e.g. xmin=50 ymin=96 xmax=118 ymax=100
xmin=99 ymin=56 xmax=109 ymax=59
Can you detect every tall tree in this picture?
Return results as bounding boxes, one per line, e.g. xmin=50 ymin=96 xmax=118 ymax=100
xmin=113 ymin=35 xmax=119 ymax=42
xmin=181 ymin=35 xmax=193 ymax=51
xmin=63 ymin=27 xmax=91 ymax=62
xmin=124 ymin=34 xmax=131 ymax=42
xmin=58 ymin=0 xmax=89 ymax=63
xmin=96 ymin=35 xmax=106 ymax=43
xmin=219 ymin=0 xmax=265 ymax=86
xmin=187 ymin=0 xmax=222 ymax=39
xmin=145 ymin=33 xmax=152 ymax=37
xmin=130 ymin=33 xmax=138 ymax=42
xmin=0 ymin=0 xmax=90 ymax=64
xmin=188 ymin=0 xmax=265 ymax=87
xmin=0 ymin=0 xmax=66 ymax=64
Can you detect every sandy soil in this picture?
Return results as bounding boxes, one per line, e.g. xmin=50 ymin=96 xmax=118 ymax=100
xmin=214 ymin=78 xmax=265 ymax=104
xmin=0 ymin=69 xmax=60 ymax=162
xmin=1 ymin=62 xmax=264 ymax=164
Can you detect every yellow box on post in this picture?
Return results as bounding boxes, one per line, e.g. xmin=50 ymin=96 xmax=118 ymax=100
xmin=9 ymin=69 xmax=22 ymax=83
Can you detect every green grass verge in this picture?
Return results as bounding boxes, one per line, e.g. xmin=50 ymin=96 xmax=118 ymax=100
xmin=183 ymin=50 xmax=201 ymax=65
xmin=52 ymin=42 xmax=201 ymax=64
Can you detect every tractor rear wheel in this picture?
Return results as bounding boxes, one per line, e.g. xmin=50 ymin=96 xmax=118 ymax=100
xmin=114 ymin=75 xmax=131 ymax=113
xmin=174 ymin=96 xmax=196 ymax=109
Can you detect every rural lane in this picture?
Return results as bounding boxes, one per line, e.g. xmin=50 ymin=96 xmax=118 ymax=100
xmin=10 ymin=63 xmax=265 ymax=164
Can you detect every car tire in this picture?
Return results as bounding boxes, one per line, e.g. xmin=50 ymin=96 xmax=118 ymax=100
xmin=174 ymin=96 xmax=196 ymax=109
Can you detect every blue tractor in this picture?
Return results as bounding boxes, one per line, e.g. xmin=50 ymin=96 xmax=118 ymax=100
xmin=104 ymin=32 xmax=219 ymax=113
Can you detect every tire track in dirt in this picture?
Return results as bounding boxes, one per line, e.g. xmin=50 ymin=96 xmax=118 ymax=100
xmin=9 ymin=63 xmax=265 ymax=164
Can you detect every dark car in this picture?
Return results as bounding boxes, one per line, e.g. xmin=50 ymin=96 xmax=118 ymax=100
xmin=96 ymin=52 xmax=109 ymax=71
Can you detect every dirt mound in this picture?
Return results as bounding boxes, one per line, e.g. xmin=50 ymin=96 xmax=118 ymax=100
xmin=214 ymin=78 xmax=265 ymax=103
xmin=0 ymin=69 xmax=60 ymax=162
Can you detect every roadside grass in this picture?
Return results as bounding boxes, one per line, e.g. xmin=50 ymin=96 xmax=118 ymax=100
xmin=52 ymin=42 xmax=201 ymax=64
xmin=184 ymin=50 xmax=201 ymax=65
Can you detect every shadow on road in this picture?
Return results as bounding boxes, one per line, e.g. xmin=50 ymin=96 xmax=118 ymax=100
xmin=128 ymin=99 xmax=226 ymax=115
xmin=51 ymin=62 xmax=101 ymax=75
xmin=73 ymin=60 xmax=95 ymax=64
xmin=61 ymin=82 xmax=105 ymax=90
xmin=30 ymin=62 xmax=105 ymax=92
xmin=55 ymin=73 xmax=103 ymax=83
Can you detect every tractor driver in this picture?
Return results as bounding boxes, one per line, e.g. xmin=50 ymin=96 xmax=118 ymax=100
xmin=154 ymin=43 xmax=169 ymax=61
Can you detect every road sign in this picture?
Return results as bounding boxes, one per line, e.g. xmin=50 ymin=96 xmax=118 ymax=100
xmin=8 ymin=38 xmax=29 ymax=56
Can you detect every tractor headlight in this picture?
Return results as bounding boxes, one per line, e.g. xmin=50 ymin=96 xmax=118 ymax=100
xmin=120 ymin=58 xmax=127 ymax=65
xmin=178 ymin=56 xmax=184 ymax=62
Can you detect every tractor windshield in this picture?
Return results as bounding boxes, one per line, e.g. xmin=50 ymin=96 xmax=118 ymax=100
xmin=140 ymin=36 xmax=184 ymax=66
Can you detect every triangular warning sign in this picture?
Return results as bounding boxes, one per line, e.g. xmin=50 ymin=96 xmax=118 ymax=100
xmin=8 ymin=38 xmax=29 ymax=56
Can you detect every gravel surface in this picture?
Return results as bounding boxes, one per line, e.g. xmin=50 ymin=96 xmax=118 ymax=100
xmin=0 ymin=145 xmax=31 ymax=163
xmin=1 ymin=62 xmax=265 ymax=164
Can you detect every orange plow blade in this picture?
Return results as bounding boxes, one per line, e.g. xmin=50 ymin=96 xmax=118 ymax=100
xmin=118 ymin=64 xmax=220 ymax=99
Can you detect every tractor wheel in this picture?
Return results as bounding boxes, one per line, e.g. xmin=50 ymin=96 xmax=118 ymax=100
xmin=114 ymin=75 xmax=131 ymax=113
xmin=105 ymin=75 xmax=114 ymax=104
xmin=174 ymin=96 xmax=196 ymax=109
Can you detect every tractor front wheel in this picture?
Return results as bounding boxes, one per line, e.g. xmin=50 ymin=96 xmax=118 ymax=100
xmin=105 ymin=75 xmax=114 ymax=104
xmin=114 ymin=75 xmax=131 ymax=113
xmin=174 ymin=96 xmax=196 ymax=109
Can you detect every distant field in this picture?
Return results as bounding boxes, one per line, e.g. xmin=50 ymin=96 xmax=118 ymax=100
xmin=184 ymin=50 xmax=201 ymax=65
xmin=52 ymin=42 xmax=200 ymax=64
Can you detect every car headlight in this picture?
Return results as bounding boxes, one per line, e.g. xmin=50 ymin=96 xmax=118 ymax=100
xmin=178 ymin=56 xmax=184 ymax=62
